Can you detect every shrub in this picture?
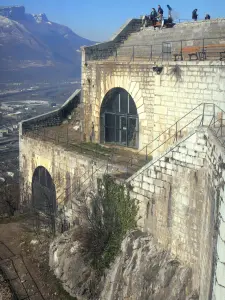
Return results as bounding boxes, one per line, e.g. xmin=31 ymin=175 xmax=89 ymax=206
xmin=75 ymin=175 xmax=138 ymax=274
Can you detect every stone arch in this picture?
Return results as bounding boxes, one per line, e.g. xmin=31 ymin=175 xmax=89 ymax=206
xmin=96 ymin=76 xmax=145 ymax=149
xmin=100 ymin=87 xmax=139 ymax=148
xmin=32 ymin=166 xmax=56 ymax=215
xmin=100 ymin=77 xmax=144 ymax=119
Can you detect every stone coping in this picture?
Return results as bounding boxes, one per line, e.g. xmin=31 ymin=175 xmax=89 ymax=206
xmin=86 ymin=60 xmax=225 ymax=66
xmin=20 ymin=89 xmax=81 ymax=133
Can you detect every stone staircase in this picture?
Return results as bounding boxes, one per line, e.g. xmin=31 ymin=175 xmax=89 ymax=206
xmin=72 ymin=103 xmax=225 ymax=196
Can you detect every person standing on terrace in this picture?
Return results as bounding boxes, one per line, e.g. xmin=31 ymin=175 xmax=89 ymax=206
xmin=150 ymin=8 xmax=157 ymax=26
xmin=192 ymin=9 xmax=198 ymax=21
xmin=158 ymin=5 xmax=164 ymax=21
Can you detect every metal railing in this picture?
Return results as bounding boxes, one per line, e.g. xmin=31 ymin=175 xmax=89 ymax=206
xmin=105 ymin=103 xmax=225 ymax=177
xmin=24 ymin=103 xmax=225 ymax=215
xmin=25 ymin=127 xmax=114 ymax=163
xmin=86 ymin=36 xmax=225 ymax=62
xmin=53 ymin=103 xmax=225 ymax=226
xmin=22 ymin=103 xmax=225 ymax=236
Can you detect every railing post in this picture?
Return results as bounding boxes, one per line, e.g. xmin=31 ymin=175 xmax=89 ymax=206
xmin=175 ymin=122 xmax=178 ymax=141
xmin=202 ymin=38 xmax=205 ymax=60
xmin=145 ymin=146 xmax=148 ymax=161
xmin=67 ymin=126 xmax=69 ymax=145
xmin=132 ymin=46 xmax=135 ymax=62
xmin=201 ymin=103 xmax=205 ymax=126
xmin=115 ymin=48 xmax=117 ymax=61
xmin=220 ymin=109 xmax=223 ymax=137
xmin=180 ymin=40 xmax=183 ymax=60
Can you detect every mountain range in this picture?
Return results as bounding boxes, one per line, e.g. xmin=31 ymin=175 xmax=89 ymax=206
xmin=0 ymin=6 xmax=95 ymax=82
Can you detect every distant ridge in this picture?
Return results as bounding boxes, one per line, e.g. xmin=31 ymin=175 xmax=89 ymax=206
xmin=0 ymin=6 xmax=95 ymax=82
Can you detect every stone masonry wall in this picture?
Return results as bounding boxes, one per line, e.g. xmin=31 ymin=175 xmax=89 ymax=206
xmin=19 ymin=135 xmax=123 ymax=224
xmin=127 ymin=128 xmax=225 ymax=300
xmin=154 ymin=62 xmax=225 ymax=141
xmin=207 ymin=134 xmax=225 ymax=300
xmin=82 ymin=60 xmax=225 ymax=152
xmin=21 ymin=89 xmax=81 ymax=134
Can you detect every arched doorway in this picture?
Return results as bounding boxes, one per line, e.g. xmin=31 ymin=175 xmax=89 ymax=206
xmin=100 ymin=88 xmax=139 ymax=148
xmin=32 ymin=166 xmax=56 ymax=232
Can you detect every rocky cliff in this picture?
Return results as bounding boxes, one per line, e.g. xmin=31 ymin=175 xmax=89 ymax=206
xmin=0 ymin=6 xmax=95 ymax=82
xmin=49 ymin=230 xmax=199 ymax=300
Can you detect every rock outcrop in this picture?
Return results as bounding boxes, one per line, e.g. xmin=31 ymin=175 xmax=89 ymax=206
xmin=49 ymin=230 xmax=199 ymax=300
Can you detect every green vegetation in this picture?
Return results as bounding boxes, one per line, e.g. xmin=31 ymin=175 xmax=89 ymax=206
xmin=76 ymin=175 xmax=138 ymax=274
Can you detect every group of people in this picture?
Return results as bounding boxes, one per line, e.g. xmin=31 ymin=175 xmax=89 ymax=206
xmin=142 ymin=5 xmax=165 ymax=27
xmin=192 ymin=9 xmax=211 ymax=21
xmin=142 ymin=6 xmax=212 ymax=27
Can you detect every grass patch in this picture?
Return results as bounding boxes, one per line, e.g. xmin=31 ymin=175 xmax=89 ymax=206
xmin=81 ymin=142 xmax=113 ymax=153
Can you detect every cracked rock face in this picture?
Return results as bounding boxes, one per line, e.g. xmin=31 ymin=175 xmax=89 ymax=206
xmin=49 ymin=231 xmax=99 ymax=300
xmin=49 ymin=230 xmax=198 ymax=300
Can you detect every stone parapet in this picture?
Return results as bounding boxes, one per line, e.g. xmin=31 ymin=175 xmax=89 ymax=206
xmin=20 ymin=89 xmax=81 ymax=134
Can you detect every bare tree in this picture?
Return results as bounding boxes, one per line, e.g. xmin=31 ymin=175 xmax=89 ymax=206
xmin=0 ymin=180 xmax=20 ymax=217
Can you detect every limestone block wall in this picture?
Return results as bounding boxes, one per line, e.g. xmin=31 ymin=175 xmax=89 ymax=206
xmin=127 ymin=128 xmax=225 ymax=300
xmin=82 ymin=59 xmax=225 ymax=152
xmin=153 ymin=61 xmax=225 ymax=141
xmin=82 ymin=61 xmax=155 ymax=148
xmin=19 ymin=135 xmax=122 ymax=223
xmin=208 ymin=134 xmax=225 ymax=300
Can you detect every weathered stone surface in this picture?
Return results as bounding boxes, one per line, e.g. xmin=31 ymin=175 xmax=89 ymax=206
xmin=49 ymin=230 xmax=98 ymax=300
xmin=82 ymin=59 xmax=225 ymax=150
xmin=49 ymin=230 xmax=198 ymax=300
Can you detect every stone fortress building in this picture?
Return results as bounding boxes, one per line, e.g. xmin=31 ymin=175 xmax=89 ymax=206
xmin=20 ymin=18 xmax=225 ymax=299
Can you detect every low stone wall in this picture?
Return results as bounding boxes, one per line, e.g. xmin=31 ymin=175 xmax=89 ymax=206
xmin=83 ymin=18 xmax=142 ymax=61
xmin=21 ymin=89 xmax=81 ymax=134
xmin=127 ymin=128 xmax=225 ymax=300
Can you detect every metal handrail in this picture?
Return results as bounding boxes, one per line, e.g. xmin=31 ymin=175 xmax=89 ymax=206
xmin=73 ymin=103 xmax=225 ymax=190
xmin=125 ymin=103 xmax=206 ymax=167
xmin=86 ymin=35 xmax=225 ymax=62
xmin=65 ymin=103 xmax=225 ymax=214
xmin=25 ymin=103 xmax=225 ymax=219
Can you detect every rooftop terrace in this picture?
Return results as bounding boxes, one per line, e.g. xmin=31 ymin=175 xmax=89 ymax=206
xmin=84 ymin=18 xmax=225 ymax=62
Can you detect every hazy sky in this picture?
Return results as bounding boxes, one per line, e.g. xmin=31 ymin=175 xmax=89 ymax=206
xmin=0 ymin=0 xmax=222 ymax=41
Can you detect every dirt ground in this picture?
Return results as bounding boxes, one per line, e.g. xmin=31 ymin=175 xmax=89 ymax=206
xmin=0 ymin=215 xmax=76 ymax=300
xmin=0 ymin=270 xmax=12 ymax=300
